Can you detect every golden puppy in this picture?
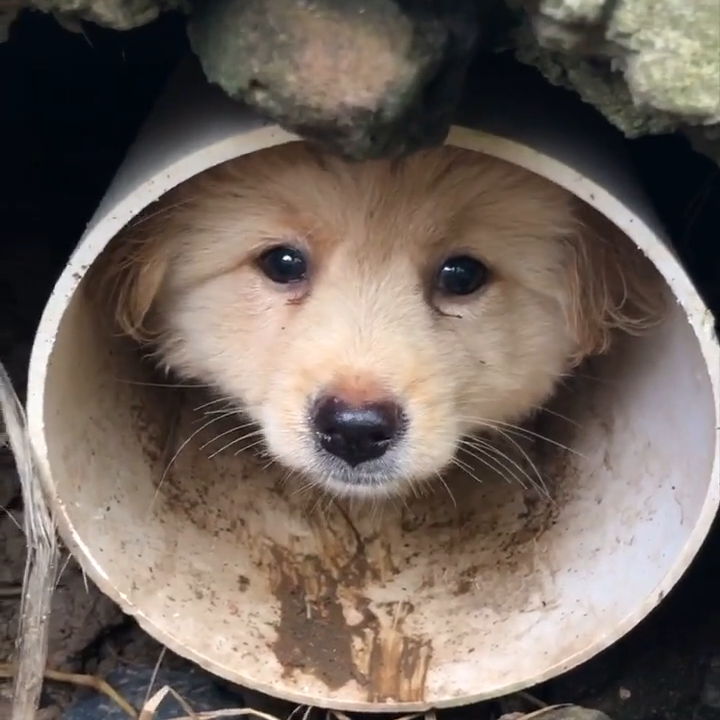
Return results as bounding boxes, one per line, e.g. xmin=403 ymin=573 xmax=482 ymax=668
xmin=98 ymin=143 xmax=663 ymax=499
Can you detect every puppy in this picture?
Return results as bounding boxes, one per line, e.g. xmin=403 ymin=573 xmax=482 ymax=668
xmin=97 ymin=143 xmax=663 ymax=499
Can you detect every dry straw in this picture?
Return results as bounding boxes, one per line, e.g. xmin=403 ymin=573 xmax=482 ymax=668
xmin=133 ymin=691 xmax=597 ymax=720
xmin=1 ymin=359 xmax=60 ymax=720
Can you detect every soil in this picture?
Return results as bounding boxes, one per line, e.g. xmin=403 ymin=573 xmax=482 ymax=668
xmin=0 ymin=9 xmax=719 ymax=720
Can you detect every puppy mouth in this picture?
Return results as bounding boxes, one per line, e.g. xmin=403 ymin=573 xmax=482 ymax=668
xmin=307 ymin=451 xmax=408 ymax=498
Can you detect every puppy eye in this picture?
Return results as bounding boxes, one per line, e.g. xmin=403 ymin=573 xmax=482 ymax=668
xmin=257 ymin=245 xmax=308 ymax=284
xmin=435 ymin=255 xmax=489 ymax=296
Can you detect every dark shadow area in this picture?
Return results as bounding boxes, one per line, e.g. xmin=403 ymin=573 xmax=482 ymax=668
xmin=0 ymin=10 xmax=187 ymax=387
xmin=1 ymin=10 xmax=719 ymax=720
xmin=630 ymin=133 xmax=720 ymax=332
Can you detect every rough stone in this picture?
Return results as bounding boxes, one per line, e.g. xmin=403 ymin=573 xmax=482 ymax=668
xmin=611 ymin=0 xmax=719 ymax=122
xmin=511 ymin=21 xmax=682 ymax=137
xmin=0 ymin=0 xmax=186 ymax=40
xmin=2 ymin=0 xmax=719 ymax=165
xmin=512 ymin=0 xmax=720 ymax=126
xmin=509 ymin=0 xmax=720 ymax=162
xmin=187 ymin=0 xmax=484 ymax=160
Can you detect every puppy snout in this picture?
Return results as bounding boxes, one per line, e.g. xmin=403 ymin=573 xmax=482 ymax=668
xmin=312 ymin=395 xmax=405 ymax=467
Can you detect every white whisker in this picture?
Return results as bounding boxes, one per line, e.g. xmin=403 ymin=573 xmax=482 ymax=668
xmin=491 ymin=428 xmax=549 ymax=499
xmin=193 ymin=395 xmax=234 ymax=412
xmin=199 ymin=420 xmax=258 ymax=451
xmin=457 ymin=442 xmax=526 ymax=490
xmin=207 ymin=429 xmax=264 ymax=459
xmin=449 ymin=454 xmax=489 ymax=488
xmin=434 ymin=471 xmax=457 ymax=508
xmin=147 ymin=409 xmax=237 ymax=516
xmin=115 ymin=378 xmax=211 ymax=389
xmin=461 ymin=436 xmax=553 ymax=503
xmin=458 ymin=415 xmax=584 ymax=458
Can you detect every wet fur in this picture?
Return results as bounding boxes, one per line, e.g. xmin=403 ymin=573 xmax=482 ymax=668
xmin=95 ymin=143 xmax=664 ymax=498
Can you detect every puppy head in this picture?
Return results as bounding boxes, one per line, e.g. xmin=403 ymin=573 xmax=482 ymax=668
xmin=98 ymin=143 xmax=662 ymax=498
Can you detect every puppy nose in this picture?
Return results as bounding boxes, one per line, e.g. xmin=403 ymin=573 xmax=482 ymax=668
xmin=312 ymin=395 xmax=405 ymax=467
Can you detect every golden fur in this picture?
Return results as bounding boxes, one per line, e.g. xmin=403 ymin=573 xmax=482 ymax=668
xmin=96 ymin=143 xmax=663 ymax=498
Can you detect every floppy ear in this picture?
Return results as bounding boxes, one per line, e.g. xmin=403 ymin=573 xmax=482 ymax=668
xmin=562 ymin=200 xmax=666 ymax=367
xmin=91 ymin=206 xmax=172 ymax=343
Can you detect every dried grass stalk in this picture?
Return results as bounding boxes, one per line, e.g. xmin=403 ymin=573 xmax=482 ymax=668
xmin=0 ymin=360 xmax=60 ymax=720
xmin=139 ymin=686 xmax=290 ymax=720
xmin=136 ymin=689 xmax=596 ymax=720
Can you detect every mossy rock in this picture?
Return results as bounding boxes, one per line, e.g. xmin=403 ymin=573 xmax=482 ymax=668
xmin=3 ymin=0 xmax=718 ymax=164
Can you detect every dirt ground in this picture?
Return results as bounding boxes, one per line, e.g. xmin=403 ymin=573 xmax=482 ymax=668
xmin=1 ymin=9 xmax=720 ymax=720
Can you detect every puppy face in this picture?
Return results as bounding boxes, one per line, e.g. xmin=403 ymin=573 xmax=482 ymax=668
xmin=99 ymin=143 xmax=661 ymax=498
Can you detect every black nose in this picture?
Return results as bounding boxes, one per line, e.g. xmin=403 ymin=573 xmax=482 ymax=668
xmin=312 ymin=396 xmax=405 ymax=467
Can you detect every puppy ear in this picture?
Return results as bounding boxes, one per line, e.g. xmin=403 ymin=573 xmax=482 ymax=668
xmin=563 ymin=201 xmax=665 ymax=367
xmin=91 ymin=210 xmax=171 ymax=343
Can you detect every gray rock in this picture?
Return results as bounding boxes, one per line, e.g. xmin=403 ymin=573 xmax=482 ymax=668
xmin=2 ymin=0 xmax=186 ymax=33
xmin=1 ymin=0 xmax=719 ymax=164
xmin=61 ymin=666 xmax=240 ymax=720
xmin=510 ymin=0 xmax=720 ymax=163
xmin=187 ymin=0 xmax=483 ymax=160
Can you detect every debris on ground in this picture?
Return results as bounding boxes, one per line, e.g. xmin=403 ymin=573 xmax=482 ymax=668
xmin=59 ymin=666 xmax=242 ymax=720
